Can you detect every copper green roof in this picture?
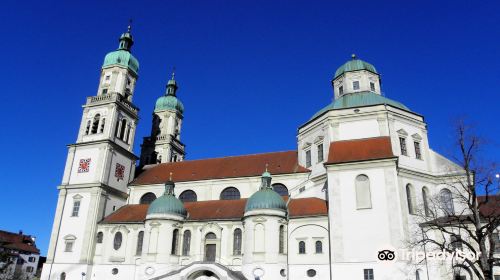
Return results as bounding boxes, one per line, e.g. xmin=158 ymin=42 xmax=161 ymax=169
xmin=310 ymin=91 xmax=409 ymax=120
xmin=147 ymin=181 xmax=187 ymax=217
xmin=334 ymin=55 xmax=377 ymax=79
xmin=155 ymin=95 xmax=184 ymax=113
xmin=102 ymin=26 xmax=139 ymax=75
xmin=103 ymin=50 xmax=139 ymax=75
xmin=245 ymin=171 xmax=287 ymax=212
xmin=155 ymin=74 xmax=183 ymax=113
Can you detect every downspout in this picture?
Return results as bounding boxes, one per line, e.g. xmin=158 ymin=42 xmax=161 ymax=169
xmin=324 ymin=180 xmax=333 ymax=280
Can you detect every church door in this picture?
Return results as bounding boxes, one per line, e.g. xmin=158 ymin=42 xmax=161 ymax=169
xmin=205 ymin=244 xmax=216 ymax=262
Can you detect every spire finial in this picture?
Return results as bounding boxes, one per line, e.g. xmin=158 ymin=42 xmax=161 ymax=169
xmin=127 ymin=19 xmax=133 ymax=33
xmin=351 ymin=53 xmax=356 ymax=60
xmin=169 ymin=172 xmax=173 ymax=181
xmin=171 ymin=66 xmax=176 ymax=80
xmin=265 ymin=163 xmax=269 ymax=172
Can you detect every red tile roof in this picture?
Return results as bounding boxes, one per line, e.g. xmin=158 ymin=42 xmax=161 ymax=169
xmin=132 ymin=151 xmax=309 ymax=185
xmin=101 ymin=197 xmax=328 ymax=223
xmin=0 ymin=230 xmax=40 ymax=254
xmin=326 ymin=137 xmax=395 ymax=164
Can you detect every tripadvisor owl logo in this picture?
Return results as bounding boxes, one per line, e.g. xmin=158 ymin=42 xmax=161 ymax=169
xmin=378 ymin=249 xmax=396 ymax=261
xmin=376 ymin=246 xmax=479 ymax=263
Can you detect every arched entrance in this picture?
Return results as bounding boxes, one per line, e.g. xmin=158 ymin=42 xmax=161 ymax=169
xmin=188 ymin=270 xmax=220 ymax=280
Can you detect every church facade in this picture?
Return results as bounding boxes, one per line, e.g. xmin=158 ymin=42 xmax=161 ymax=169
xmin=40 ymin=27 xmax=475 ymax=280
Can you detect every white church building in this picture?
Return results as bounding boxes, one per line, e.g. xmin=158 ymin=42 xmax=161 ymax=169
xmin=40 ymin=26 xmax=482 ymax=280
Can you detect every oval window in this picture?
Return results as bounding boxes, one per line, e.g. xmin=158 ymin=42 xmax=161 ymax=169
xmin=307 ymin=269 xmax=316 ymax=277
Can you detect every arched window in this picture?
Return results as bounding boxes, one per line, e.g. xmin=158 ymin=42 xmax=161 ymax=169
xmin=60 ymin=272 xmax=66 ymax=280
xmin=113 ymin=232 xmax=122 ymax=250
xmin=99 ymin=118 xmax=106 ymax=133
xmin=279 ymin=225 xmax=285 ymax=254
xmin=171 ymin=229 xmax=179 ymax=255
xmin=440 ymin=188 xmax=454 ymax=215
xmin=233 ymin=228 xmax=242 ymax=255
xmin=205 ymin=232 xmax=216 ymax=239
xmin=140 ymin=193 xmax=156 ymax=205
xmin=91 ymin=114 xmax=100 ymax=134
xmin=406 ymin=184 xmax=416 ymax=214
xmin=85 ymin=120 xmax=91 ymax=135
xmin=119 ymin=119 xmax=127 ymax=140
xmin=182 ymin=230 xmax=191 ymax=256
xmin=422 ymin=187 xmax=431 ymax=217
xmin=96 ymin=232 xmax=103 ymax=244
xmin=355 ymin=175 xmax=372 ymax=209
xmin=272 ymin=183 xmax=288 ymax=196
xmin=315 ymin=240 xmax=323 ymax=254
xmin=136 ymin=231 xmax=144 ymax=255
xmin=179 ymin=190 xmax=197 ymax=202
xmin=220 ymin=187 xmax=240 ymax=200
xmin=298 ymin=241 xmax=306 ymax=254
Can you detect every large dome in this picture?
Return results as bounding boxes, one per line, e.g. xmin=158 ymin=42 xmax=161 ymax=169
xmin=245 ymin=171 xmax=287 ymax=212
xmin=147 ymin=181 xmax=187 ymax=217
xmin=310 ymin=91 xmax=409 ymax=120
xmin=155 ymin=95 xmax=184 ymax=113
xmin=334 ymin=55 xmax=377 ymax=79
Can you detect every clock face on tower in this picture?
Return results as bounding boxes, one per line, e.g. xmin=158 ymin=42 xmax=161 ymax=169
xmin=115 ymin=163 xmax=125 ymax=181
xmin=78 ymin=158 xmax=91 ymax=173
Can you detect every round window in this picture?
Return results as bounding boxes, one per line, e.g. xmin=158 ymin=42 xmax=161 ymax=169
xmin=307 ymin=269 xmax=316 ymax=277
xmin=280 ymin=269 xmax=286 ymax=277
xmin=111 ymin=268 xmax=118 ymax=275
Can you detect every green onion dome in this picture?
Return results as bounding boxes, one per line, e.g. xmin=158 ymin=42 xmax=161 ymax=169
xmin=103 ymin=50 xmax=139 ymax=75
xmin=155 ymin=95 xmax=184 ymax=113
xmin=245 ymin=171 xmax=287 ymax=212
xmin=102 ymin=26 xmax=139 ymax=75
xmin=147 ymin=181 xmax=187 ymax=218
xmin=154 ymin=73 xmax=184 ymax=113
xmin=334 ymin=54 xmax=377 ymax=79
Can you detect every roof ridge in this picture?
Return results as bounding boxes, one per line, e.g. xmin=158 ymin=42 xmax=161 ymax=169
xmin=155 ymin=150 xmax=297 ymax=166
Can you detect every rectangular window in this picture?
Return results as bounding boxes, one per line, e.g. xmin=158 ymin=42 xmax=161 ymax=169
xmin=317 ymin=144 xmax=324 ymax=162
xmin=71 ymin=201 xmax=80 ymax=217
xmin=64 ymin=241 xmax=74 ymax=252
xmin=26 ymin=266 xmax=34 ymax=273
xmin=353 ymin=81 xmax=360 ymax=90
xmin=364 ymin=269 xmax=374 ymax=280
xmin=414 ymin=141 xmax=422 ymax=159
xmin=305 ymin=150 xmax=312 ymax=167
xmin=370 ymin=82 xmax=375 ymax=91
xmin=105 ymin=75 xmax=110 ymax=81
xmin=299 ymin=186 xmax=305 ymax=193
xmin=339 ymin=86 xmax=343 ymax=95
xmin=102 ymin=88 xmax=108 ymax=94
xmin=399 ymin=137 xmax=407 ymax=156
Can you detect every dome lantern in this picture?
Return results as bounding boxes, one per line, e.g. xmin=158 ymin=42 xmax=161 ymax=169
xmin=147 ymin=174 xmax=187 ymax=218
xmin=245 ymin=168 xmax=287 ymax=213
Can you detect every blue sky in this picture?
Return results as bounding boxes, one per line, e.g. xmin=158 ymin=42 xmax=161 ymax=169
xmin=0 ymin=0 xmax=499 ymax=255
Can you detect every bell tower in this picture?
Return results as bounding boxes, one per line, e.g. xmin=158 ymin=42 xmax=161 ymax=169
xmin=140 ymin=72 xmax=186 ymax=166
xmin=42 ymin=25 xmax=140 ymax=280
